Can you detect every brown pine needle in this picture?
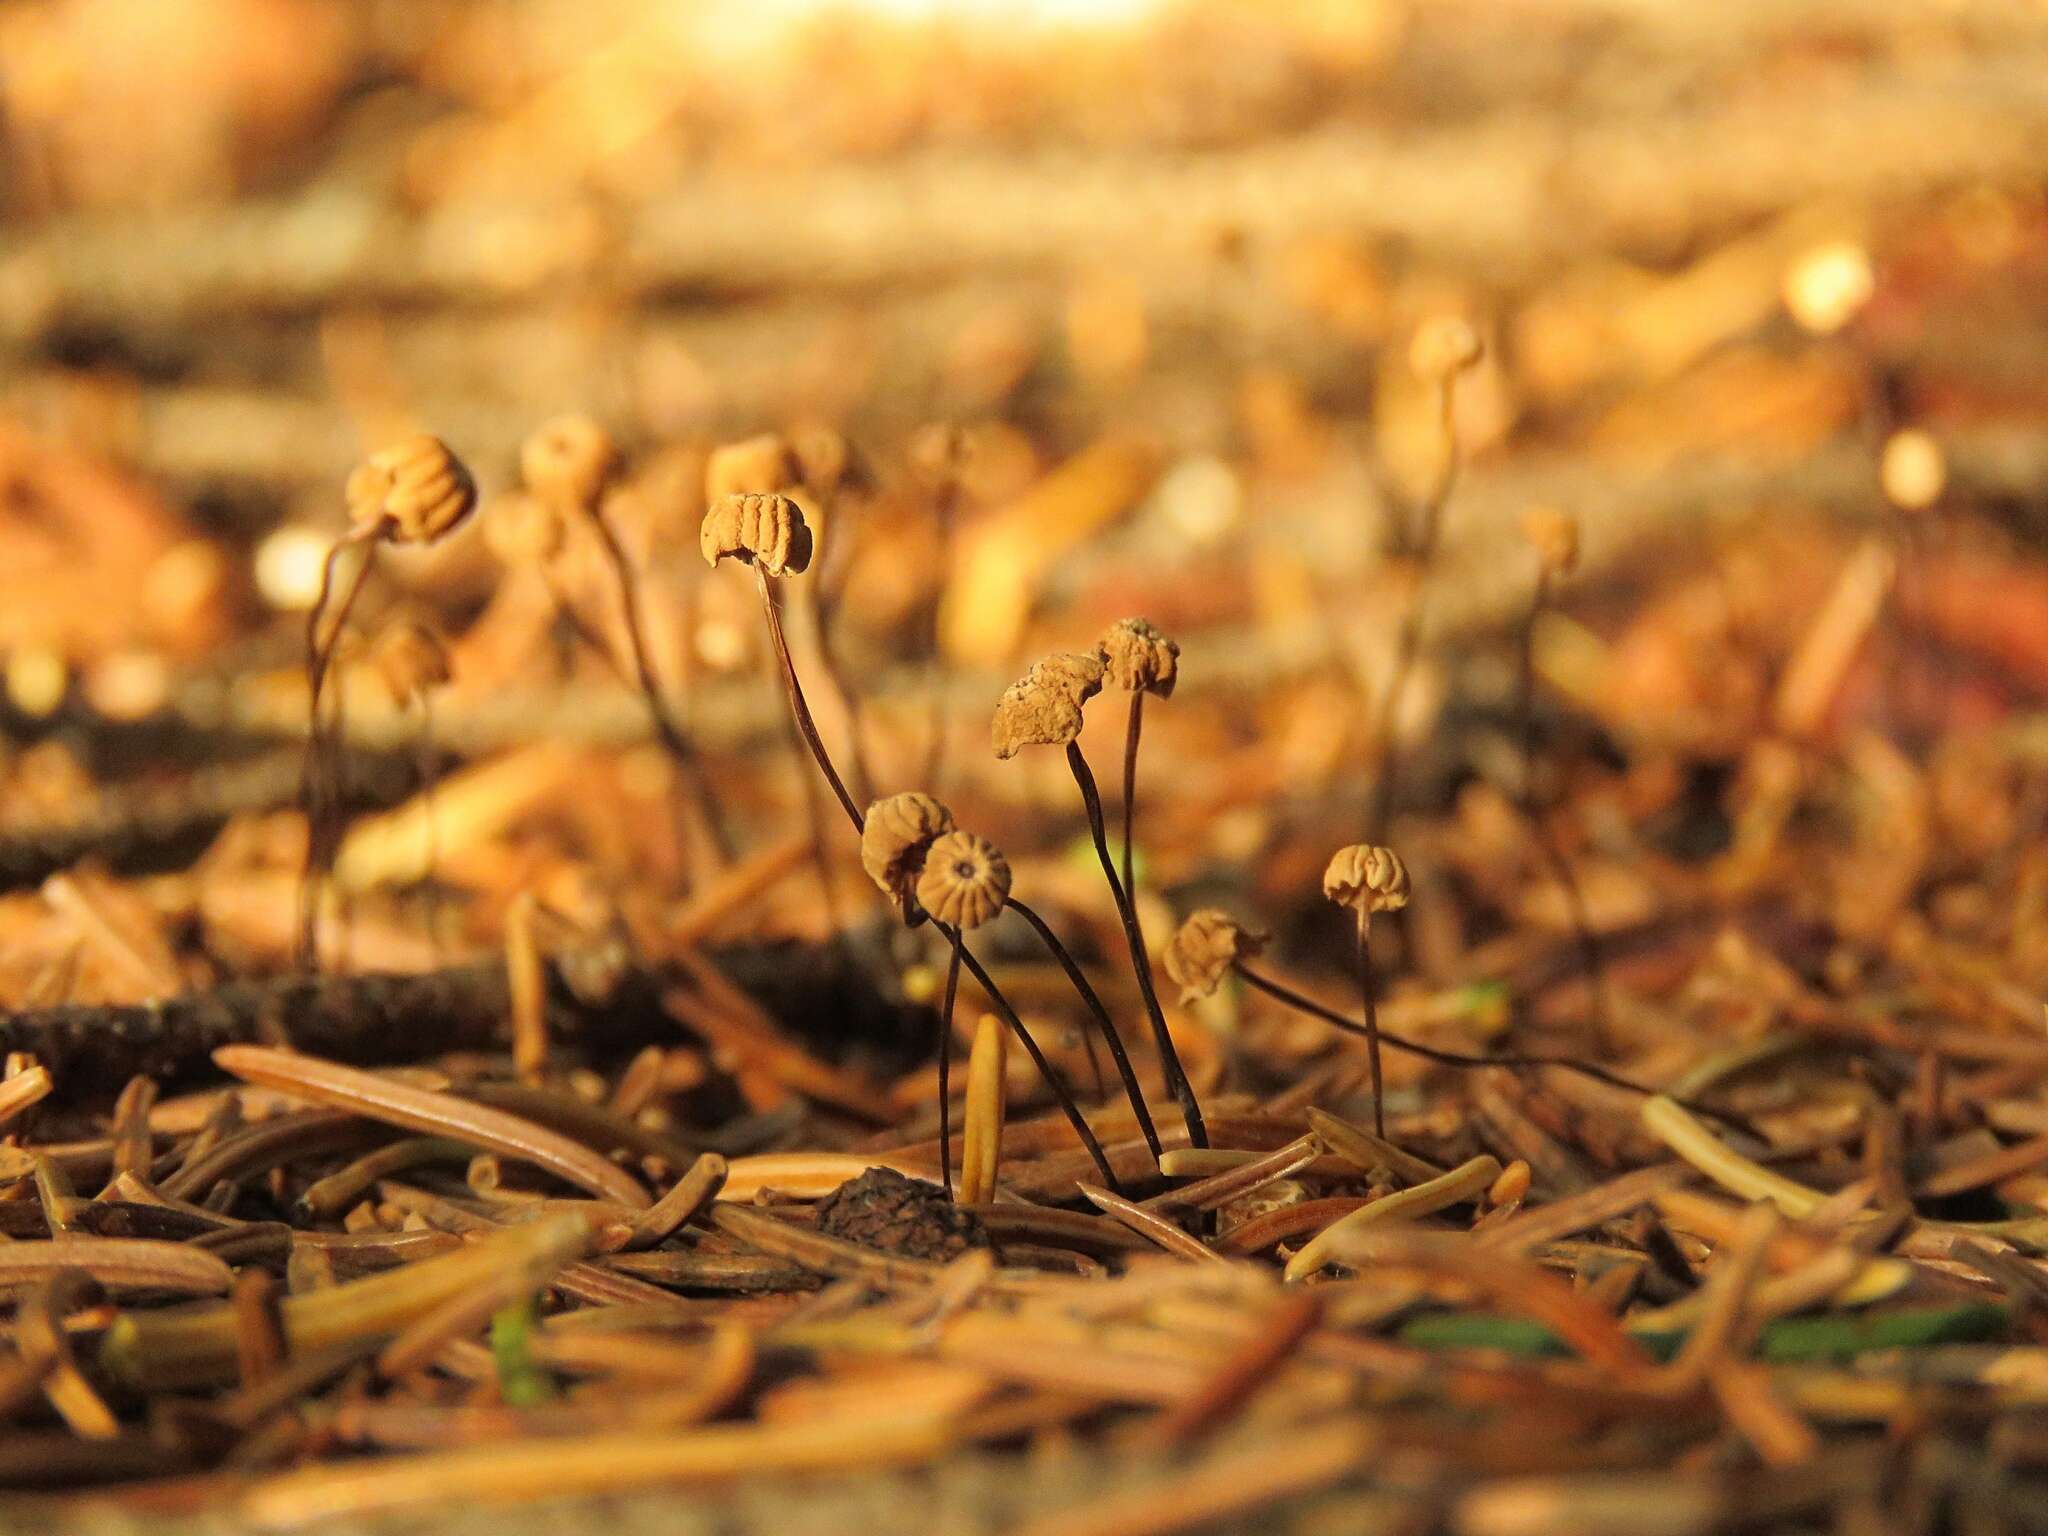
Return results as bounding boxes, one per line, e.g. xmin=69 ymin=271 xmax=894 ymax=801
xmin=959 ymin=1011 xmax=1007 ymax=1207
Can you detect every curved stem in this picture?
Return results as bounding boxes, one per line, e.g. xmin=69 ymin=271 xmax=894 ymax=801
xmin=937 ymin=944 xmax=960 ymax=1197
xmin=1356 ymin=919 xmax=1386 ymax=1137
xmin=1007 ymin=897 xmax=1162 ymax=1162
xmin=757 ymin=569 xmax=862 ymax=831
xmin=1065 ymin=741 xmax=1207 ymax=1149
xmin=944 ymin=928 xmax=1122 ymax=1195
xmin=297 ymin=526 xmax=383 ymax=973
xmin=587 ymin=507 xmax=735 ymax=865
xmin=1121 ymin=692 xmax=1143 ymax=902
xmin=1233 ymin=963 xmax=1750 ymax=1131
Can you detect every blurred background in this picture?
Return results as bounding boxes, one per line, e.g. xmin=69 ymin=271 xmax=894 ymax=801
xmin=2 ymin=0 xmax=2047 ymax=989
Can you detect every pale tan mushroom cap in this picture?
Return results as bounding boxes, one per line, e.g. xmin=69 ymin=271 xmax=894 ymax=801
xmin=369 ymin=620 xmax=452 ymax=707
xmin=991 ymin=651 xmax=1106 ymax=759
xmin=1099 ymin=617 xmax=1179 ymax=698
xmin=346 ymin=436 xmax=476 ymax=545
xmin=482 ymin=492 xmax=567 ymax=566
xmin=705 ymin=434 xmax=801 ymax=503
xmin=792 ymin=427 xmax=866 ymax=501
xmin=1323 ymin=844 xmax=1410 ymax=918
xmin=700 ymin=492 xmax=813 ymax=577
xmin=860 ymin=792 xmax=956 ymax=915
xmin=521 ymin=415 xmax=618 ymax=514
xmin=1520 ymin=506 xmax=1580 ymax=576
xmin=1163 ymin=908 xmax=1267 ymax=1005
xmin=917 ymin=831 xmax=1011 ymax=930
xmin=1408 ymin=317 xmax=1483 ymax=382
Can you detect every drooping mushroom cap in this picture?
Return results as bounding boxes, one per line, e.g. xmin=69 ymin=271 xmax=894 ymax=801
xmin=1163 ymin=909 xmax=1267 ymax=1005
xmin=991 ymin=651 xmax=1106 ymax=760
xmin=346 ymin=436 xmax=476 ymax=545
xmin=860 ymin=792 xmax=955 ymax=917
xmin=369 ymin=619 xmax=452 ymax=708
xmin=916 ymin=831 xmax=1011 ymax=931
xmin=1098 ymin=617 xmax=1179 ymax=699
xmin=1520 ymin=506 xmax=1579 ymax=576
xmin=1407 ymin=316 xmax=1483 ymax=382
xmin=520 ymin=415 xmax=619 ymax=514
xmin=1323 ymin=844 xmax=1410 ymax=928
xmin=704 ymin=433 xmax=802 ymax=503
xmin=700 ymin=492 xmax=813 ymax=577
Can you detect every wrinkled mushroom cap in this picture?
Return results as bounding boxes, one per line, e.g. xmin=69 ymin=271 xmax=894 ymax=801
xmin=860 ymin=792 xmax=956 ymax=918
xmin=991 ymin=651 xmax=1106 ymax=759
xmin=1163 ymin=908 xmax=1267 ymax=1005
xmin=1099 ymin=617 xmax=1179 ymax=698
xmin=521 ymin=415 xmax=619 ymax=514
xmin=1323 ymin=844 xmax=1410 ymax=924
xmin=346 ymin=436 xmax=476 ymax=545
xmin=700 ymin=492 xmax=813 ymax=577
xmin=705 ymin=434 xmax=801 ymax=503
xmin=916 ymin=830 xmax=1011 ymax=931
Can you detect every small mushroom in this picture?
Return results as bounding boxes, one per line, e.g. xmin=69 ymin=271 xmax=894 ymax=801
xmin=700 ymin=492 xmax=813 ymax=578
xmin=1323 ymin=844 xmax=1411 ymax=935
xmin=990 ymin=651 xmax=1105 ymax=760
xmin=1407 ymin=317 xmax=1484 ymax=383
xmin=1163 ymin=909 xmax=1268 ymax=1006
xmin=916 ymin=831 xmax=1011 ymax=931
xmin=860 ymin=792 xmax=956 ymax=917
xmin=1520 ymin=506 xmax=1580 ymax=577
xmin=704 ymin=433 xmax=801 ymax=503
xmin=345 ymin=436 xmax=476 ymax=545
xmin=520 ymin=415 xmax=619 ymax=515
xmin=482 ymin=492 xmax=567 ymax=567
xmin=368 ymin=620 xmax=452 ymax=709
xmin=1098 ymin=617 xmax=1179 ymax=699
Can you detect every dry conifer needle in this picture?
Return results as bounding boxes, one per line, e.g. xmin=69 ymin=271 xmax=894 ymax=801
xmin=700 ymin=492 xmax=813 ymax=578
xmin=990 ymin=651 xmax=1106 ymax=759
xmin=915 ymin=831 xmax=1011 ymax=930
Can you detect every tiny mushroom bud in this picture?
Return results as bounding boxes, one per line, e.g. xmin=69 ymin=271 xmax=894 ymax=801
xmin=520 ymin=415 xmax=619 ymax=514
xmin=908 ymin=423 xmax=971 ymax=483
xmin=1098 ymin=617 xmax=1179 ymax=698
xmin=1520 ymin=506 xmax=1580 ymax=576
xmin=916 ymin=831 xmax=1011 ymax=931
xmin=1407 ymin=316 xmax=1483 ymax=382
xmin=1323 ymin=844 xmax=1410 ymax=933
xmin=705 ymin=433 xmax=801 ymax=503
xmin=991 ymin=651 xmax=1107 ymax=760
xmin=1163 ymin=909 xmax=1268 ymax=1005
xmin=345 ymin=436 xmax=476 ymax=545
xmin=369 ymin=620 xmax=451 ymax=709
xmin=700 ymin=492 xmax=813 ymax=577
xmin=792 ymin=426 xmax=867 ymax=502
xmin=482 ymin=492 xmax=567 ymax=567
xmin=860 ymin=792 xmax=956 ymax=917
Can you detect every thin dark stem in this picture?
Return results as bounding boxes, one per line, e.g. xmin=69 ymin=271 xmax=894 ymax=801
xmin=1121 ymin=692 xmax=1143 ymax=902
xmin=1065 ymin=741 xmax=1207 ymax=1150
xmin=937 ymin=944 xmax=960 ymax=1198
xmin=1233 ymin=963 xmax=1752 ymax=1132
xmin=944 ymin=927 xmax=1123 ymax=1196
xmin=587 ymin=508 xmax=735 ymax=865
xmin=1357 ymin=920 xmax=1386 ymax=1137
xmin=1513 ymin=565 xmax=1615 ymax=1044
xmin=1007 ymin=897 xmax=1162 ymax=1162
xmin=757 ymin=569 xmax=863 ymax=831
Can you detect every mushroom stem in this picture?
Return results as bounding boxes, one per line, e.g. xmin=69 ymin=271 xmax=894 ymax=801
xmin=942 ymin=927 xmax=1124 ymax=1195
xmin=936 ymin=944 xmax=960 ymax=1197
xmin=1006 ymin=897 xmax=1163 ymax=1162
xmin=1065 ymin=741 xmax=1208 ymax=1150
xmin=1121 ymin=691 xmax=1144 ymax=901
xmin=1354 ymin=916 xmax=1386 ymax=1136
xmin=585 ymin=507 xmax=736 ymax=866
xmin=297 ymin=522 xmax=385 ymax=972
xmin=755 ymin=568 xmax=862 ymax=831
xmin=1513 ymin=566 xmax=1614 ymax=1045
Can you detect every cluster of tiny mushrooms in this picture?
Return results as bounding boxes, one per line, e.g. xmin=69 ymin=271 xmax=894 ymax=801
xmin=306 ymin=325 xmax=1677 ymax=1197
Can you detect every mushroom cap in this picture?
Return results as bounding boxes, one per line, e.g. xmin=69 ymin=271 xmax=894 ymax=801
xmin=521 ymin=415 xmax=619 ymax=513
xmin=482 ymin=492 xmax=567 ymax=566
xmin=1407 ymin=317 xmax=1484 ymax=382
xmin=1163 ymin=908 xmax=1267 ymax=1005
xmin=792 ymin=427 xmax=869 ymax=501
xmin=346 ymin=436 xmax=476 ymax=545
xmin=704 ymin=434 xmax=801 ymax=503
xmin=700 ymin=492 xmax=813 ymax=577
xmin=1520 ymin=506 xmax=1579 ymax=576
xmin=1099 ymin=617 xmax=1179 ymax=698
xmin=990 ymin=651 xmax=1106 ymax=760
xmin=369 ymin=619 xmax=452 ymax=707
xmin=1323 ymin=844 xmax=1410 ymax=917
xmin=916 ymin=831 xmax=1011 ymax=931
xmin=860 ymin=792 xmax=956 ymax=917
